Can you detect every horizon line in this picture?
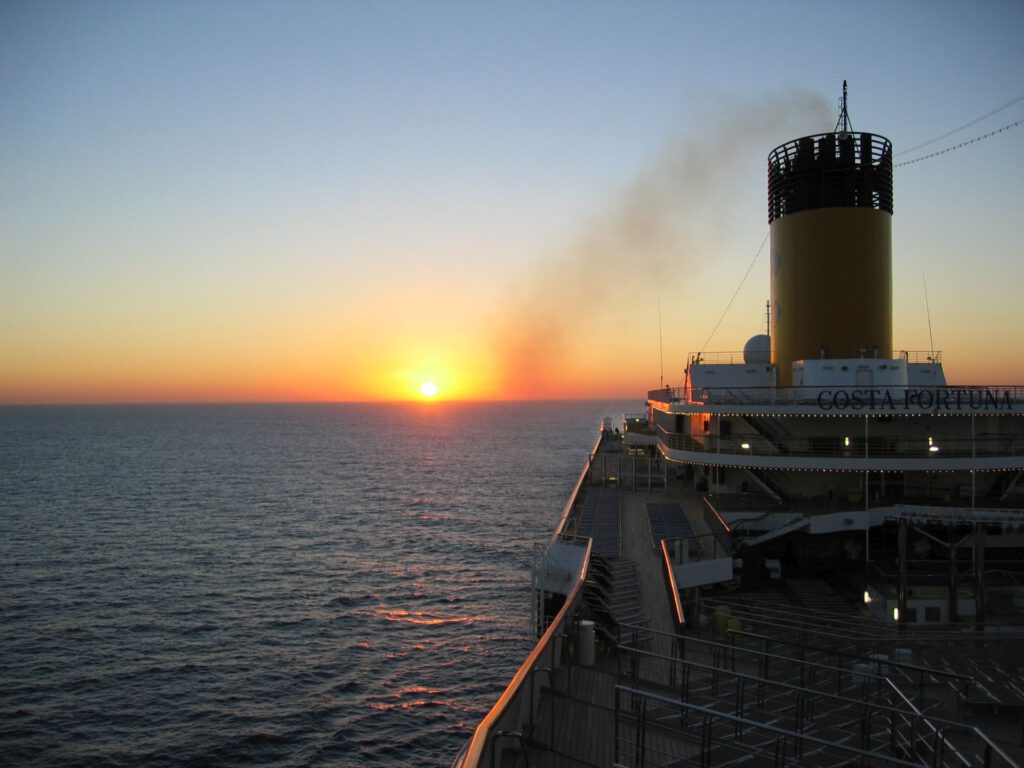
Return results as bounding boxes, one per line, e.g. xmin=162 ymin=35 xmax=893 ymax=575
xmin=0 ymin=396 xmax=647 ymax=408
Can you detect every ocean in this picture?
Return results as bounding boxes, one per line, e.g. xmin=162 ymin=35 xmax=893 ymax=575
xmin=0 ymin=401 xmax=633 ymax=767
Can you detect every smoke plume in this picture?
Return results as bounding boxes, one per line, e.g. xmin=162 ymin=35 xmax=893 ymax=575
xmin=491 ymin=90 xmax=831 ymax=396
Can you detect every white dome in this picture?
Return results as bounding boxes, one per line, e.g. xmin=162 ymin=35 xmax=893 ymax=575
xmin=743 ymin=334 xmax=771 ymax=364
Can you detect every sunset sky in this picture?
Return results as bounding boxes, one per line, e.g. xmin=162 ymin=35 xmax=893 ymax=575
xmin=3 ymin=1 xmax=1022 ymax=403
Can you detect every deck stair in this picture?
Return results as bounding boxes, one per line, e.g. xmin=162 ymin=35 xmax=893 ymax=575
xmin=646 ymin=502 xmax=696 ymax=550
xmin=741 ymin=414 xmax=793 ymax=454
xmin=584 ymin=555 xmax=650 ymax=647
xmin=734 ymin=515 xmax=808 ymax=548
xmin=575 ymin=486 xmax=621 ymax=558
xmin=784 ymin=577 xmax=862 ymax=615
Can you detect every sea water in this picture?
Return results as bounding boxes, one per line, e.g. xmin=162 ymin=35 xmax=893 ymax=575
xmin=0 ymin=401 xmax=632 ymax=767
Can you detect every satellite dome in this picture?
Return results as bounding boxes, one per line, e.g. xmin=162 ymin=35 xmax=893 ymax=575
xmin=743 ymin=334 xmax=771 ymax=364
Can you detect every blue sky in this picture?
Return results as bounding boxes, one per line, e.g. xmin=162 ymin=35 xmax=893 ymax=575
xmin=2 ymin=1 xmax=1023 ymax=401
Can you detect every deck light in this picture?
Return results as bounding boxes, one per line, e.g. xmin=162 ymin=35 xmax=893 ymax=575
xmin=740 ymin=442 xmax=751 ymax=450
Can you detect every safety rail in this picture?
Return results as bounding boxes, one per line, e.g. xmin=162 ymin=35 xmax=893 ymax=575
xmin=884 ymin=676 xmax=1020 ymax=768
xmin=615 ymin=628 xmax=1019 ymax=768
xmin=456 ymin=438 xmax=601 ymax=768
xmin=656 ymin=424 xmax=1024 ymax=462
xmin=589 ymin=453 xmax=667 ymax=492
xmin=683 ymin=351 xmax=943 ymax=370
xmin=615 ymin=685 xmax=931 ymax=768
xmin=662 ymin=532 xmax=730 ymax=566
xmin=701 ymin=497 xmax=732 ymax=551
xmin=699 ymin=597 xmax=897 ymax=640
xmin=660 ymin=540 xmax=685 ymax=628
xmin=726 ymin=627 xmax=974 ymax=708
xmin=550 ymin=434 xmax=603 ymax=545
xmin=651 ymin=383 xmax=1024 ymax=412
xmin=624 ymin=411 xmax=650 ymax=425
xmin=616 ymin=647 xmax=984 ymax=768
xmin=453 ymin=539 xmax=593 ymax=768
xmin=701 ymin=598 xmax=1024 ymax=705
xmin=620 ymin=622 xmax=902 ymax=699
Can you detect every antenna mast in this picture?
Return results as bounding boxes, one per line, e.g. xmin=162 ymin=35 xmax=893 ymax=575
xmin=923 ymin=272 xmax=935 ymax=358
xmin=835 ymin=79 xmax=853 ymax=134
xmin=658 ymin=297 xmax=664 ymax=389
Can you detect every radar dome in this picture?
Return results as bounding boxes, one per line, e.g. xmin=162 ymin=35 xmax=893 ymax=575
xmin=743 ymin=334 xmax=771 ymax=364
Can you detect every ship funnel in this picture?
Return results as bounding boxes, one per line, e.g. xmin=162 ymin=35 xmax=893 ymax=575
xmin=767 ymin=83 xmax=893 ymax=386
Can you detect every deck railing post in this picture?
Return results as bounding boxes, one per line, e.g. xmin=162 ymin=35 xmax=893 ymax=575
xmin=614 ymin=687 xmax=621 ymax=766
xmin=678 ymin=666 xmax=685 ymax=726
xmin=700 ymin=713 xmax=712 ymax=768
xmin=734 ymin=678 xmax=745 ymax=739
xmin=634 ymin=695 xmax=647 ymax=768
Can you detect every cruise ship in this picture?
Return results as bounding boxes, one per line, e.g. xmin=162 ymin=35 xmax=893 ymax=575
xmin=454 ymin=87 xmax=1024 ymax=768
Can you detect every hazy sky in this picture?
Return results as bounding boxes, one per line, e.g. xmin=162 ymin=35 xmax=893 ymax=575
xmin=3 ymin=1 xmax=1022 ymax=403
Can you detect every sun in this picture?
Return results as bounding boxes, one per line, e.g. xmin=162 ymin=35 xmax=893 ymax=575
xmin=420 ymin=381 xmax=438 ymax=399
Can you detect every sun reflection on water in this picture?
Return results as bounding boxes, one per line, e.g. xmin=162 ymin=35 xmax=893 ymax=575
xmin=375 ymin=606 xmax=476 ymax=626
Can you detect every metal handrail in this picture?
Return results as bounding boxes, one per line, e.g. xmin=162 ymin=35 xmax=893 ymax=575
xmin=687 ymin=350 xmax=944 ymax=366
xmin=620 ymin=621 xmax=897 ymax=688
xmin=618 ymin=622 xmax=1021 ymax=767
xmin=550 ymin=434 xmax=602 ymax=545
xmin=456 ymin=537 xmax=593 ymax=768
xmin=660 ymin=539 xmax=685 ymax=628
xmin=656 ymin=424 xmax=1024 ymax=462
xmin=701 ymin=496 xmax=732 ymax=548
xmin=698 ymin=598 xmax=897 ymax=638
xmin=615 ymin=685 xmax=925 ymax=768
xmin=619 ymin=643 xmax=977 ymax=735
xmin=727 ymin=627 xmax=974 ymax=694
xmin=884 ymin=678 xmax=973 ymax=768
xmin=657 ymin=383 xmax=1024 ymax=411
xmin=616 ymin=643 xmax=1017 ymax=768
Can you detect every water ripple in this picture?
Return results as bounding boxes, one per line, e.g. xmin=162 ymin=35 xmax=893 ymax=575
xmin=0 ymin=401 xmax=630 ymax=766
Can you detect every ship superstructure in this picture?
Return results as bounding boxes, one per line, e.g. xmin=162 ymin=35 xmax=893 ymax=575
xmin=454 ymin=86 xmax=1024 ymax=768
xmin=649 ymin=83 xmax=1024 ymax=628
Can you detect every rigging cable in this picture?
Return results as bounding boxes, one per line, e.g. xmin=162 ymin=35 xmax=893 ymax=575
xmin=896 ymin=91 xmax=1024 ymax=156
xmin=698 ymin=231 xmax=769 ymax=356
xmin=895 ymin=116 xmax=1024 ymax=167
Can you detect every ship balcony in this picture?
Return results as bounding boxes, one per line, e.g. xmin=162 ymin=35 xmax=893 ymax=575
xmin=656 ymin=425 xmax=1024 ymax=472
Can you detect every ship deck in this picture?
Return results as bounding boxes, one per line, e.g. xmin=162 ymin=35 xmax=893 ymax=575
xmin=506 ymin=434 xmax=1024 ymax=768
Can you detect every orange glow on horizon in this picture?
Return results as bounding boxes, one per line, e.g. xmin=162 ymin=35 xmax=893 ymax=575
xmin=5 ymin=290 xmax=1023 ymax=405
